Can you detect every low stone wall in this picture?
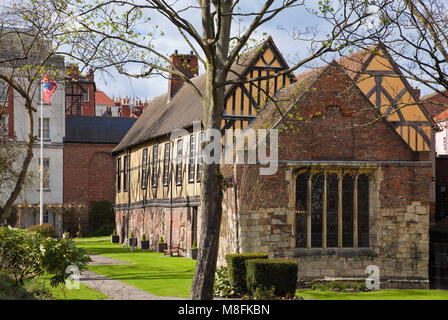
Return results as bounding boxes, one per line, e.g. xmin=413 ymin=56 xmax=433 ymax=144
xmin=293 ymin=248 xmax=429 ymax=289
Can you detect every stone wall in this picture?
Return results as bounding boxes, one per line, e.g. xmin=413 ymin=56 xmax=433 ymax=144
xmin=218 ymin=162 xmax=431 ymax=288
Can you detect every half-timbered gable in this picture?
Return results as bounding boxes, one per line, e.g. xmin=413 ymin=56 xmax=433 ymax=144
xmin=338 ymin=46 xmax=435 ymax=152
xmin=222 ymin=38 xmax=295 ymax=140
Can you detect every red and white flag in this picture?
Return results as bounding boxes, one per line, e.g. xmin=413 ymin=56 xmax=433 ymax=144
xmin=42 ymin=75 xmax=57 ymax=104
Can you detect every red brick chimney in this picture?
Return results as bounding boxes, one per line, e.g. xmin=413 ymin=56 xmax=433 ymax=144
xmin=168 ymin=50 xmax=199 ymax=100
xmin=87 ymin=68 xmax=94 ymax=81
xmin=121 ymin=99 xmax=130 ymax=117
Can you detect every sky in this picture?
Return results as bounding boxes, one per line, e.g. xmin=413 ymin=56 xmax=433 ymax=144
xmin=86 ymin=1 xmax=336 ymax=102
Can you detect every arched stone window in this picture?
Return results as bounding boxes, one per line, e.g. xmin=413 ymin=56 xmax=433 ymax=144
xmin=295 ymin=170 xmax=370 ymax=248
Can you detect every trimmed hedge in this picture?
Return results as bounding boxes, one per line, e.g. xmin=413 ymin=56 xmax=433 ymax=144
xmin=225 ymin=253 xmax=268 ymax=293
xmin=246 ymin=259 xmax=298 ymax=297
xmin=28 ymin=224 xmax=56 ymax=238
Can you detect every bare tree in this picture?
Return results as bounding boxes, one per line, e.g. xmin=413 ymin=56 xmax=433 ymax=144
xmin=0 ymin=1 xmax=66 ymax=222
xmin=53 ymin=0 xmax=389 ymax=299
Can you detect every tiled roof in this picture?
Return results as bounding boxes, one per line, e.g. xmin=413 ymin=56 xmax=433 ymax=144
xmin=422 ymin=91 xmax=448 ymax=119
xmin=95 ymin=90 xmax=115 ymax=106
xmin=113 ymin=38 xmax=277 ymax=154
xmin=64 ymin=116 xmax=137 ymax=144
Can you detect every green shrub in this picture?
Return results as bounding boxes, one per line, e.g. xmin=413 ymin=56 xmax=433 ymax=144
xmin=141 ymin=233 xmax=146 ymax=241
xmin=76 ymin=231 xmax=82 ymax=238
xmin=130 ymin=232 xmax=135 ymax=238
xmin=112 ymin=229 xmax=117 ymax=236
xmin=350 ymin=281 xmax=367 ymax=292
xmin=0 ymin=227 xmax=90 ymax=287
xmin=311 ymin=281 xmax=329 ymax=291
xmin=88 ymin=200 xmax=114 ymax=233
xmin=246 ymin=259 xmax=298 ymax=297
xmin=311 ymin=281 xmax=366 ymax=292
xmin=225 ymin=253 xmax=268 ymax=294
xmin=28 ymin=224 xmax=56 ymax=238
xmin=214 ymin=266 xmax=235 ymax=297
xmin=159 ymin=236 xmax=164 ymax=243
xmin=87 ymin=224 xmax=115 ymax=237
xmin=0 ymin=271 xmax=51 ymax=300
xmin=253 ymin=286 xmax=276 ymax=300
xmin=328 ymin=281 xmax=347 ymax=292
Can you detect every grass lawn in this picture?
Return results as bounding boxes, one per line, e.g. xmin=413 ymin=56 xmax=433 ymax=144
xmin=0 ymin=272 xmax=108 ymax=300
xmin=75 ymin=236 xmax=110 ymax=241
xmin=28 ymin=275 xmax=109 ymax=300
xmin=296 ymin=289 xmax=448 ymax=300
xmin=75 ymin=238 xmax=196 ymax=298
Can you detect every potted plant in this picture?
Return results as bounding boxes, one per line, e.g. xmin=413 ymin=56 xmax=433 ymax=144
xmin=158 ymin=236 xmax=167 ymax=253
xmin=190 ymin=240 xmax=198 ymax=260
xmin=140 ymin=233 xmax=149 ymax=250
xmin=129 ymin=232 xmax=137 ymax=247
xmin=111 ymin=229 xmax=119 ymax=243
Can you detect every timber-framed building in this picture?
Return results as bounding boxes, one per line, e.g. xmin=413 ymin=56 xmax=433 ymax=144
xmin=113 ymin=38 xmax=437 ymax=288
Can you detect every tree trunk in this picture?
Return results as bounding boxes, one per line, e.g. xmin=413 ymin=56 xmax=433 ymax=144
xmin=190 ymin=66 xmax=227 ymax=299
xmin=0 ymin=100 xmax=35 ymax=223
xmin=190 ymin=161 xmax=223 ymax=299
xmin=190 ymin=0 xmax=232 ymax=300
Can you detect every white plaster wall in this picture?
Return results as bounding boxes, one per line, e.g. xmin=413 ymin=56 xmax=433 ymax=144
xmin=435 ymin=120 xmax=448 ymax=155
xmin=10 ymin=79 xmax=65 ymax=205
xmin=22 ymin=146 xmax=64 ymax=204
xmin=13 ymin=81 xmax=65 ymax=142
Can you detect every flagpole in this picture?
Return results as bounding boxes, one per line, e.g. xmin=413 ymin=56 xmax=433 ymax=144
xmin=40 ymin=80 xmax=43 ymax=225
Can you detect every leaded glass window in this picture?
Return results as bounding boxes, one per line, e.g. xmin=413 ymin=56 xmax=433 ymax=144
xmin=295 ymin=170 xmax=370 ymax=249
xmin=176 ymin=139 xmax=183 ymax=185
xmin=342 ymin=174 xmax=354 ymax=247
xmin=358 ymin=174 xmax=370 ymax=247
xmin=141 ymin=148 xmax=148 ymax=189
xmin=311 ymin=174 xmax=324 ymax=248
xmin=295 ymin=172 xmax=308 ymax=248
xmin=151 ymin=145 xmax=158 ymax=188
xmin=326 ymin=173 xmax=339 ymax=248
xmin=163 ymin=143 xmax=170 ymax=186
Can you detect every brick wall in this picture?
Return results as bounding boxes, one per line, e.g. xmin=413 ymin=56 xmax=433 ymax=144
xmin=63 ymin=142 xmax=116 ymax=231
xmin=81 ymin=82 xmax=96 ymax=116
xmin=115 ymin=205 xmax=200 ymax=252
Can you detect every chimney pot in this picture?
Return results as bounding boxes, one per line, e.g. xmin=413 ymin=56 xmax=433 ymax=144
xmin=168 ymin=50 xmax=199 ymax=99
